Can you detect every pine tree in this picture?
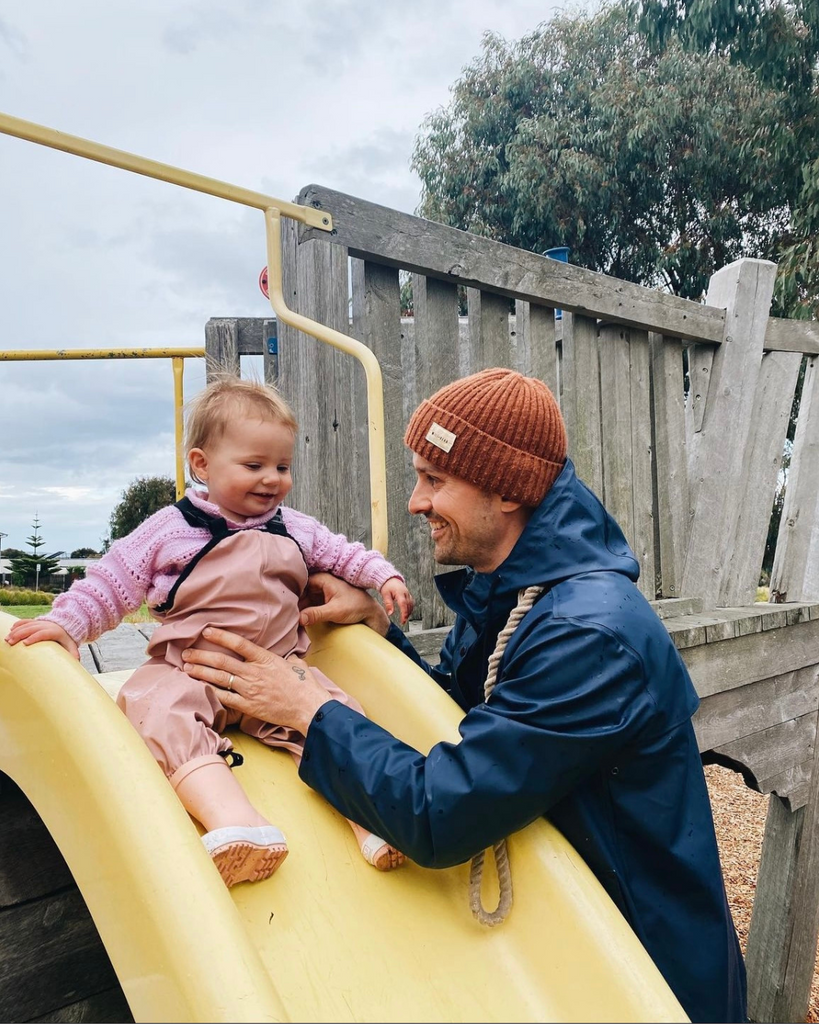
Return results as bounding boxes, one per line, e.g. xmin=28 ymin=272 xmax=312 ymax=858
xmin=9 ymin=515 xmax=63 ymax=590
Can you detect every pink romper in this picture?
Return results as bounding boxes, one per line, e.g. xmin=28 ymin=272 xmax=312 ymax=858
xmin=116 ymin=522 xmax=363 ymax=779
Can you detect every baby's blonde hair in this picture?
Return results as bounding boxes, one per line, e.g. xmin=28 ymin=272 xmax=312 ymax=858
xmin=185 ymin=374 xmax=297 ymax=483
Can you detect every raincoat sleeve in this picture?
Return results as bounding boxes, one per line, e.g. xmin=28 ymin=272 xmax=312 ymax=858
xmin=300 ymin=615 xmax=665 ymax=868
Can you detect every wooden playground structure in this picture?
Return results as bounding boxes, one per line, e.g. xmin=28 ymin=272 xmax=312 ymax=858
xmin=2 ymin=113 xmax=819 ymax=1022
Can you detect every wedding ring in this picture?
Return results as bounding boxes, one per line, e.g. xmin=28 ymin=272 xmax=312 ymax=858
xmin=227 ymin=673 xmax=235 ymax=691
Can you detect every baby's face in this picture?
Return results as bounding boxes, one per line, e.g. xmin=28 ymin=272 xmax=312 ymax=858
xmin=192 ymin=417 xmax=294 ymax=522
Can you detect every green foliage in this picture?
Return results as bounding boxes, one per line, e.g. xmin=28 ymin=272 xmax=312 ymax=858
xmin=0 ymin=588 xmax=55 ymax=607
xmin=70 ymin=547 xmax=100 ymax=558
xmin=633 ymin=0 xmax=819 ymax=316
xmin=109 ymin=476 xmax=176 ymax=541
xmin=8 ymin=516 xmax=63 ymax=590
xmin=411 ymin=1 xmax=809 ymax=302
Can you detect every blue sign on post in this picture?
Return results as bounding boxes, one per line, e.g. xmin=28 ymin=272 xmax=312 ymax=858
xmin=542 ymin=246 xmax=570 ymax=320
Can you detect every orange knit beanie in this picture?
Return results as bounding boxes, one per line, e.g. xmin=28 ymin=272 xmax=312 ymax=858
xmin=404 ymin=367 xmax=567 ymax=507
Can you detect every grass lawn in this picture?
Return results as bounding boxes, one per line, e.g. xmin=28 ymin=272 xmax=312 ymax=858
xmin=3 ymin=603 xmax=152 ymax=623
xmin=2 ymin=605 xmax=52 ymax=618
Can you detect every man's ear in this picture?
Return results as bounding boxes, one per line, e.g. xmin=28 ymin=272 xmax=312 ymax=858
xmin=499 ymin=496 xmax=524 ymax=513
xmin=188 ymin=448 xmax=208 ymax=481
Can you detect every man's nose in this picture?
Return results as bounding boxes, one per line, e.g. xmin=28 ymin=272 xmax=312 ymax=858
xmin=408 ymin=481 xmax=429 ymax=515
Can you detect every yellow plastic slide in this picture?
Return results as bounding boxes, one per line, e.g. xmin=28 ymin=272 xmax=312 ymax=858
xmin=0 ymin=609 xmax=688 ymax=1023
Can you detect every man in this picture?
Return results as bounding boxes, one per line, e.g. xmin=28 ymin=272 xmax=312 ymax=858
xmin=182 ymin=367 xmax=747 ymax=1024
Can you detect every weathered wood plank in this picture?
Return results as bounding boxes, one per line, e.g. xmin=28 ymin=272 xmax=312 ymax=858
xmin=681 ymin=259 xmax=777 ymax=608
xmin=709 ymin=712 xmax=816 ymax=800
xmin=719 ymin=349 xmax=802 ymax=606
xmin=278 ymin=226 xmax=355 ymax=535
xmin=465 ymin=289 xmax=512 ymax=370
xmin=771 ymin=355 xmax=819 ymax=603
xmin=519 ymin=302 xmax=558 ymax=398
xmin=650 ymin=334 xmax=689 ymax=598
xmin=411 ymin=275 xmax=459 ymax=629
xmin=0 ymin=891 xmax=122 ymax=1023
xmin=678 ymin=616 xmax=819 ymax=697
xmin=764 ymin=315 xmax=819 ymax=356
xmin=693 ymin=664 xmax=819 ymax=757
xmin=298 ymin=184 xmax=726 ymax=342
xmin=203 ymin=317 xmax=239 ymax=378
xmin=561 ymin=313 xmax=603 ymax=494
xmin=0 ymin=776 xmax=74 ymax=906
xmin=31 ymin=987 xmax=133 ymax=1023
xmin=350 ymin=258 xmax=414 ymax=585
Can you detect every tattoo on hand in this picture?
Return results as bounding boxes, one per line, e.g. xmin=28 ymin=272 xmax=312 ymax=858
xmin=291 ymin=665 xmax=306 ymax=680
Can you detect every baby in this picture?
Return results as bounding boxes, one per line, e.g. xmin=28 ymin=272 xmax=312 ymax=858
xmin=7 ymin=375 xmax=413 ymax=886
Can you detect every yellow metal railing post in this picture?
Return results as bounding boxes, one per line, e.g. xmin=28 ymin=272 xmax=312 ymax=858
xmin=172 ymin=356 xmax=186 ymax=499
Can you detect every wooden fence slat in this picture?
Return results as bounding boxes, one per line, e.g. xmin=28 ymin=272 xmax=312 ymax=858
xmin=519 ymin=302 xmax=558 ymax=402
xmin=771 ymin=355 xmax=819 ymax=602
xmin=350 ymin=258 xmax=413 ymax=580
xmin=278 ymin=228 xmax=353 ymax=535
xmin=719 ymin=349 xmax=802 ymax=606
xmin=465 ymin=288 xmax=512 ymax=371
xmin=561 ymin=313 xmax=603 ymax=494
xmin=599 ymin=324 xmax=635 ymax=542
xmin=650 ymin=334 xmax=689 ymax=598
xmin=204 ymin=318 xmax=239 ymax=378
xmin=629 ymin=329 xmax=655 ymax=600
xmin=411 ymin=275 xmax=460 ymax=629
xmin=681 ymin=259 xmax=777 ymax=608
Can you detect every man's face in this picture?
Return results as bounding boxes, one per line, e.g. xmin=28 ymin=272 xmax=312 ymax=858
xmin=408 ymin=454 xmax=510 ymax=573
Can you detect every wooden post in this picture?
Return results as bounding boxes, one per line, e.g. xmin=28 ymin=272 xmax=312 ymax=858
xmin=204 ymin=318 xmax=240 ymax=379
xmin=746 ymin=747 xmax=819 ymax=1023
xmin=681 ymin=259 xmax=777 ymax=609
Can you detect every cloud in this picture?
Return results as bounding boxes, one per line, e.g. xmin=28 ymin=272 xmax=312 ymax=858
xmin=0 ymin=0 xmax=565 ymax=555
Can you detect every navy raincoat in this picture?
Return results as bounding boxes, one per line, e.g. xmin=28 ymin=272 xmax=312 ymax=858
xmin=299 ymin=459 xmax=747 ymax=1023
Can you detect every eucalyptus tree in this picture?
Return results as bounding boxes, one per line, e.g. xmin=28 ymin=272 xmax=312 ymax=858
xmin=412 ymin=2 xmax=800 ymax=302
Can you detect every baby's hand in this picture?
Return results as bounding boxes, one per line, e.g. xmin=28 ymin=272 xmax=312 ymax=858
xmin=4 ymin=619 xmax=80 ymax=660
xmin=380 ymin=578 xmax=415 ymax=626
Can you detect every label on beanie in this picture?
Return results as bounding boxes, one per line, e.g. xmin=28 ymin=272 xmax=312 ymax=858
xmin=426 ymin=421 xmax=457 ymax=453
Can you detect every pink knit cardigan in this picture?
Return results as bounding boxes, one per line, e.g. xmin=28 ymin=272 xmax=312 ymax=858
xmin=44 ymin=490 xmax=404 ymax=644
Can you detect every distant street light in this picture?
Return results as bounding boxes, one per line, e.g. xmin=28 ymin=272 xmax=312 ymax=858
xmin=0 ymin=532 xmax=7 ymax=584
xmin=35 ymin=562 xmax=41 ymax=592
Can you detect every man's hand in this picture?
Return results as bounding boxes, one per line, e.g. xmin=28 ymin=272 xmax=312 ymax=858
xmin=4 ymin=618 xmax=80 ymax=660
xmin=299 ymin=572 xmax=391 ymax=636
xmin=181 ymin=626 xmax=331 ymax=734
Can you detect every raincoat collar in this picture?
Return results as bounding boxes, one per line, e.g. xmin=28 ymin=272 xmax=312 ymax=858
xmin=436 ymin=458 xmax=640 ymax=629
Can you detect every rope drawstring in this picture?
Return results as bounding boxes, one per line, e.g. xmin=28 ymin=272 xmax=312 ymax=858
xmin=468 ymin=584 xmax=545 ymax=927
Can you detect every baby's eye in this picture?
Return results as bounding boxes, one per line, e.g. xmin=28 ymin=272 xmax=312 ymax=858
xmin=278 ymin=465 xmax=291 ymax=474
xmin=245 ymin=463 xmax=261 ymax=471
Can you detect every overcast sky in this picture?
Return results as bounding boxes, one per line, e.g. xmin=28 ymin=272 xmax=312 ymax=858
xmin=0 ymin=0 xmax=569 ymax=557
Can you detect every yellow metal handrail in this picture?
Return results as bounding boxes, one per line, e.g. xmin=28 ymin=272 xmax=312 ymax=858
xmin=0 ymin=111 xmax=389 ymax=554
xmin=0 ymin=347 xmax=205 ymax=500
